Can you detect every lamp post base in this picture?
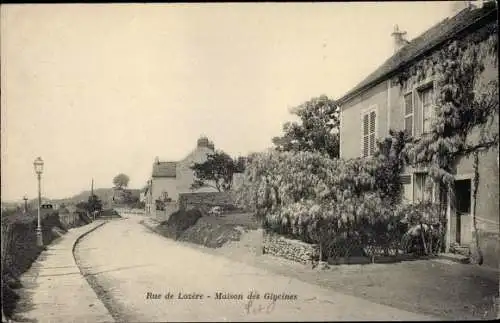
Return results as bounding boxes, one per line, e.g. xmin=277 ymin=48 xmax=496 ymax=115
xmin=36 ymin=227 xmax=44 ymax=247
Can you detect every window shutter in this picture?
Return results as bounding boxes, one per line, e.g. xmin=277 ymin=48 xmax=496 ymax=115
xmin=404 ymin=94 xmax=413 ymax=115
xmin=369 ymin=133 xmax=375 ymax=155
xmin=362 ymin=114 xmax=369 ymax=157
xmin=404 ymin=93 xmax=413 ymax=136
xmin=369 ymin=111 xmax=376 ymax=133
xmin=369 ymin=111 xmax=376 ymax=155
xmin=363 ymin=114 xmax=369 ymax=136
xmin=400 ymin=175 xmax=411 ymax=184
xmin=404 ymin=116 xmax=413 ymax=136
xmin=363 ymin=140 xmax=368 ymax=157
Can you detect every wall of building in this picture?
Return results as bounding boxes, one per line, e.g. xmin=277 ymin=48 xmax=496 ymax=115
xmin=387 ymin=78 xmax=403 ymax=132
xmin=175 ymin=146 xmax=218 ymax=198
xmin=232 ymin=173 xmax=245 ymax=189
xmin=454 ymin=147 xmax=499 ymax=267
xmin=340 ymin=81 xmax=389 ymax=159
xmin=151 ymin=177 xmax=177 ymax=203
xmin=155 ymin=201 xmax=179 ymax=223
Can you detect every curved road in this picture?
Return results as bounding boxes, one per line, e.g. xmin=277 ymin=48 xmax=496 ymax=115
xmin=75 ymin=213 xmax=436 ymax=322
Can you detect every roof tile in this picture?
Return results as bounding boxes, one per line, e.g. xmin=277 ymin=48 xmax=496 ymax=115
xmin=152 ymin=162 xmax=177 ymax=178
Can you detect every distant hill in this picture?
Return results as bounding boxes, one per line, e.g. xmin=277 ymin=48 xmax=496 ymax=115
xmin=2 ymin=188 xmax=141 ymax=212
xmin=54 ymin=188 xmax=141 ymax=207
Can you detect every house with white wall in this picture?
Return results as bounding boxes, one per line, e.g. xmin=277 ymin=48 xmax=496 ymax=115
xmin=337 ymin=2 xmax=498 ymax=266
xmin=145 ymin=136 xmax=220 ymax=213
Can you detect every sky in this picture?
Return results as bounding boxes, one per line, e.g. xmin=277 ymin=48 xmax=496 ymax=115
xmin=1 ymin=2 xmax=455 ymax=201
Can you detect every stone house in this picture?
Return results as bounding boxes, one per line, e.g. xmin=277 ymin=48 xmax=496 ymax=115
xmin=145 ymin=136 xmax=221 ymax=213
xmin=337 ymin=2 xmax=498 ymax=266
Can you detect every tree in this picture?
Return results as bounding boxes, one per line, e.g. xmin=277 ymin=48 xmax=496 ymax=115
xmin=374 ymin=129 xmax=412 ymax=204
xmin=113 ymin=173 xmax=130 ymax=189
xmin=272 ymin=95 xmax=340 ymax=159
xmin=86 ymin=194 xmax=103 ymax=214
xmin=190 ymin=150 xmax=239 ymax=192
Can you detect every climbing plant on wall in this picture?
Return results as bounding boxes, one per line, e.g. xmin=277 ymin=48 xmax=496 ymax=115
xmin=401 ymin=17 xmax=498 ymax=264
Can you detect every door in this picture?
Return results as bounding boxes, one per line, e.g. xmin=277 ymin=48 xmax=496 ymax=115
xmin=454 ymin=179 xmax=472 ymax=245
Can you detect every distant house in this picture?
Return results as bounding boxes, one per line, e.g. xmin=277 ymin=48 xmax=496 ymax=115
xmin=139 ymin=189 xmax=147 ymax=203
xmin=41 ymin=199 xmax=58 ymax=210
xmin=145 ymin=136 xmax=220 ymax=213
xmin=337 ymin=3 xmax=498 ymax=265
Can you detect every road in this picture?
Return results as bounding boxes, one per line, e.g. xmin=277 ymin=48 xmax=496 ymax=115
xmin=74 ymin=213 xmax=437 ymax=322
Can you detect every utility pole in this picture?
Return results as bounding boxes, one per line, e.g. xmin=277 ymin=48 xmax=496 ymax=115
xmin=91 ymin=178 xmax=96 ymax=221
xmin=23 ymin=195 xmax=28 ymax=214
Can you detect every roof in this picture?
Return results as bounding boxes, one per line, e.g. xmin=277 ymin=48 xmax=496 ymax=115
xmin=152 ymin=162 xmax=177 ymax=178
xmin=338 ymin=4 xmax=498 ymax=105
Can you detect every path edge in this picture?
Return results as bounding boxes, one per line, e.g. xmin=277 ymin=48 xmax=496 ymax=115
xmin=71 ymin=220 xmax=117 ymax=322
xmin=71 ymin=220 xmax=108 ymax=257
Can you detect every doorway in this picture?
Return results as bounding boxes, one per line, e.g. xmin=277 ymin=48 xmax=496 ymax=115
xmin=454 ymin=178 xmax=472 ymax=245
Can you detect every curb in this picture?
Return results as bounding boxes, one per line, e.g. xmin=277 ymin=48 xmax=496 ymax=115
xmin=70 ymin=221 xmax=114 ymax=321
xmin=139 ymin=220 xmax=159 ymax=233
xmin=71 ymin=220 xmax=108 ymax=257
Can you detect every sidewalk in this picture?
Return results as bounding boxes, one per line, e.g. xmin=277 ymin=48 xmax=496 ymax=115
xmin=11 ymin=220 xmax=114 ymax=323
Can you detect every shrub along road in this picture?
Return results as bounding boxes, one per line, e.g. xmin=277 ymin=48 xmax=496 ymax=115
xmin=74 ymin=213 xmax=436 ymax=322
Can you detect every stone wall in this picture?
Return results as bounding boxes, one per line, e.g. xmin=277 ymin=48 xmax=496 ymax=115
xmin=155 ymin=201 xmax=180 ymax=223
xmin=178 ymin=191 xmax=235 ymax=212
xmin=263 ymin=231 xmax=319 ymax=265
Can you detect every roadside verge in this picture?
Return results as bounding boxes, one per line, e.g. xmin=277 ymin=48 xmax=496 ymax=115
xmin=10 ymin=220 xmax=113 ymax=323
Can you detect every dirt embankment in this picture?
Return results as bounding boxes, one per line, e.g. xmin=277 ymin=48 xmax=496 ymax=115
xmin=155 ymin=210 xmax=261 ymax=249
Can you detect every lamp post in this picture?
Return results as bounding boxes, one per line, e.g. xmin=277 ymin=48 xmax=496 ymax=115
xmin=33 ymin=157 xmax=44 ymax=247
xmin=23 ymin=195 xmax=28 ymax=214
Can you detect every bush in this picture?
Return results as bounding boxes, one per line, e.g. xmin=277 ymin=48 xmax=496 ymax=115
xmin=235 ymin=149 xmax=444 ymax=260
xmin=159 ymin=209 xmax=203 ymax=240
xmin=396 ymin=201 xmax=444 ymax=255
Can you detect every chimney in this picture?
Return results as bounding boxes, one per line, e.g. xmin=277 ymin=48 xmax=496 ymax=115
xmin=197 ymin=136 xmax=210 ymax=148
xmin=154 ymin=156 xmax=160 ymax=164
xmin=449 ymin=1 xmax=473 ymax=17
xmin=391 ymin=25 xmax=409 ymax=53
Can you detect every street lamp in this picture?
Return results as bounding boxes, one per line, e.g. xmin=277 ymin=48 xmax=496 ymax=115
xmin=33 ymin=157 xmax=44 ymax=247
xmin=23 ymin=195 xmax=28 ymax=214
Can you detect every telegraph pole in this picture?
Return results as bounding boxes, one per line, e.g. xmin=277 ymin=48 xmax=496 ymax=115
xmin=91 ymin=178 xmax=95 ymax=221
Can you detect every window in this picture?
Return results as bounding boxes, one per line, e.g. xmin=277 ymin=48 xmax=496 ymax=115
xmin=362 ymin=108 xmax=377 ymax=157
xmin=404 ymin=93 xmax=413 ymax=136
xmin=420 ymin=86 xmax=435 ymax=133
xmin=414 ymin=172 xmax=433 ymax=202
